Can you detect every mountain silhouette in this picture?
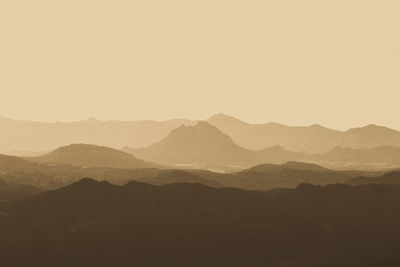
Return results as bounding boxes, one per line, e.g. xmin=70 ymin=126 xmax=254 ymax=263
xmin=3 ymin=114 xmax=400 ymax=157
xmin=31 ymin=144 xmax=161 ymax=169
xmin=124 ymin=121 xmax=304 ymax=168
xmin=207 ymin=113 xmax=400 ymax=154
xmin=207 ymin=113 xmax=343 ymax=153
xmin=0 ymin=116 xmax=195 ymax=153
xmin=124 ymin=121 xmax=258 ymax=168
xmin=342 ymin=125 xmax=400 ymax=149
xmin=2 ymin=179 xmax=400 ymax=266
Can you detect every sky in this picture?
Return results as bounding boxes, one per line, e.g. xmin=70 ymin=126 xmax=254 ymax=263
xmin=0 ymin=0 xmax=399 ymax=130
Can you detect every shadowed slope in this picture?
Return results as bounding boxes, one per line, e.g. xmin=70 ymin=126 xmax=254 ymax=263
xmin=2 ymin=180 xmax=400 ymax=266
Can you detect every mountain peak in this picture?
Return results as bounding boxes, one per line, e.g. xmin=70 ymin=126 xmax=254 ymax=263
xmin=207 ymin=113 xmax=248 ymax=125
xmin=83 ymin=117 xmax=101 ymax=123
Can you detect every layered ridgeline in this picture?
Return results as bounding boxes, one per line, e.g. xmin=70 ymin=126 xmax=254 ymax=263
xmin=0 ymin=116 xmax=195 ymax=154
xmin=313 ymin=146 xmax=400 ymax=166
xmin=1 ymin=179 xmax=400 ymax=266
xmin=1 ymin=148 xmax=383 ymax=191
xmin=2 ymin=114 xmax=400 ymax=156
xmin=123 ymin=121 xmax=303 ymax=169
xmin=0 ymin=145 xmax=161 ymax=190
xmin=207 ymin=113 xmax=400 ymax=154
xmin=207 ymin=113 xmax=343 ymax=154
xmin=127 ymin=161 xmax=353 ymax=190
xmin=124 ymin=121 xmax=400 ymax=170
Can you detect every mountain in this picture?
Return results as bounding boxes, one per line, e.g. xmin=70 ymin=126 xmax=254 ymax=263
xmin=2 ymin=114 xmax=400 ymax=157
xmin=0 ymin=148 xmax=387 ymax=191
xmin=342 ymin=124 xmax=400 ymax=149
xmin=207 ymin=113 xmax=343 ymax=153
xmin=124 ymin=121 xmax=255 ymax=167
xmin=124 ymin=121 xmax=303 ymax=168
xmin=0 ymin=116 xmax=195 ymax=153
xmin=207 ymin=113 xmax=400 ymax=154
xmin=2 ymin=179 xmax=400 ymax=266
xmin=31 ymin=144 xmax=161 ymax=169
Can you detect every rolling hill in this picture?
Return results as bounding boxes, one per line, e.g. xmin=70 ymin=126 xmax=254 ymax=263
xmin=31 ymin=144 xmax=161 ymax=169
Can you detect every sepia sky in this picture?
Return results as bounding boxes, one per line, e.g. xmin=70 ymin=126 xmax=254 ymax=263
xmin=0 ymin=0 xmax=399 ymax=130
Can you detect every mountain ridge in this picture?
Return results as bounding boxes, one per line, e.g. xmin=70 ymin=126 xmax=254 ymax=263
xmin=30 ymin=144 xmax=161 ymax=169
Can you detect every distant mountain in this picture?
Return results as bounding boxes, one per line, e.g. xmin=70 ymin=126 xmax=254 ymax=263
xmin=124 ymin=121 xmax=303 ymax=168
xmin=2 ymin=179 xmax=400 ymax=266
xmin=313 ymin=146 xmax=400 ymax=169
xmin=2 ymin=114 xmax=400 ymax=157
xmin=207 ymin=113 xmax=342 ymax=153
xmin=0 ymin=116 xmax=195 ymax=153
xmin=341 ymin=124 xmax=400 ymax=149
xmin=207 ymin=113 xmax=400 ymax=153
xmin=31 ymin=144 xmax=161 ymax=169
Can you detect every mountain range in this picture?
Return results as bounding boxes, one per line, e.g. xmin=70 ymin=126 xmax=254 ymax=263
xmin=207 ymin=113 xmax=400 ymax=154
xmin=0 ymin=116 xmax=194 ymax=154
xmin=124 ymin=121 xmax=400 ymax=170
xmin=1 ymin=144 xmax=387 ymax=191
xmin=2 ymin=114 xmax=400 ymax=156
xmin=123 ymin=121 xmax=304 ymax=169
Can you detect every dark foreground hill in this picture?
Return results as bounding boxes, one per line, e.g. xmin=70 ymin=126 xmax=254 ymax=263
xmin=0 ymin=179 xmax=400 ymax=266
